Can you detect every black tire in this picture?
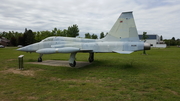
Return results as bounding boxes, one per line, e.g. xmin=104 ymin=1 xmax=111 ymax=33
xmin=38 ymin=57 xmax=42 ymax=62
xmin=88 ymin=57 xmax=94 ymax=63
xmin=69 ymin=61 xmax=76 ymax=67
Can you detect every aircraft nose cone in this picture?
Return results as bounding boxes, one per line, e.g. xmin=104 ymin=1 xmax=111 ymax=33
xmin=17 ymin=48 xmax=21 ymax=51
xmin=17 ymin=47 xmax=28 ymax=51
xmin=17 ymin=43 xmax=39 ymax=52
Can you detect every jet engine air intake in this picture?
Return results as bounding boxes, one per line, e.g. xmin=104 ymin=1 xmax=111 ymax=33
xmin=144 ymin=43 xmax=151 ymax=50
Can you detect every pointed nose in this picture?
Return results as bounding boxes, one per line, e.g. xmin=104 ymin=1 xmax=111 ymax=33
xmin=17 ymin=43 xmax=39 ymax=52
xmin=17 ymin=46 xmax=29 ymax=51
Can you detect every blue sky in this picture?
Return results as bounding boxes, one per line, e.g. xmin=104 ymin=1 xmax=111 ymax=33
xmin=0 ymin=0 xmax=180 ymax=39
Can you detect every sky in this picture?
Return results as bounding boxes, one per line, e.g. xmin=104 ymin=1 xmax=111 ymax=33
xmin=0 ymin=0 xmax=180 ymax=39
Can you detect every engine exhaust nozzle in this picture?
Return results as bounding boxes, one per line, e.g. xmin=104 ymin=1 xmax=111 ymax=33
xmin=144 ymin=43 xmax=151 ymax=50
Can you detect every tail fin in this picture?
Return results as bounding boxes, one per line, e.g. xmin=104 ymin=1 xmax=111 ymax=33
xmin=103 ymin=11 xmax=139 ymax=41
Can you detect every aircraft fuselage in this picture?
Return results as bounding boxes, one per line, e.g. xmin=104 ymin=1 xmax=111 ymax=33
xmin=17 ymin=11 xmax=151 ymax=67
xmin=18 ymin=36 xmax=144 ymax=54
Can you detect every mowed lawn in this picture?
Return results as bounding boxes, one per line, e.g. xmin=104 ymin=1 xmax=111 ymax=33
xmin=0 ymin=47 xmax=180 ymax=101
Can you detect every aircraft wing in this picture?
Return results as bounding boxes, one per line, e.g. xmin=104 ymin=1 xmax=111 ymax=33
xmin=51 ymin=44 xmax=93 ymax=52
xmin=36 ymin=47 xmax=80 ymax=54
xmin=36 ymin=47 xmax=93 ymax=54
xmin=112 ymin=50 xmax=134 ymax=54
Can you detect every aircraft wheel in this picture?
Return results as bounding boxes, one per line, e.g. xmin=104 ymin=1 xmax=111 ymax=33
xmin=88 ymin=57 xmax=94 ymax=63
xmin=69 ymin=61 xmax=76 ymax=67
xmin=38 ymin=57 xmax=42 ymax=62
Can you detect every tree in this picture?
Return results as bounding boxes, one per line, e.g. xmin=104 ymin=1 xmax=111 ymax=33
xmin=176 ymin=39 xmax=180 ymax=45
xmin=23 ymin=29 xmax=35 ymax=46
xmin=160 ymin=35 xmax=163 ymax=41
xmin=172 ymin=37 xmax=175 ymax=41
xmin=34 ymin=31 xmax=42 ymax=42
xmin=85 ymin=33 xmax=91 ymax=39
xmin=52 ymin=27 xmax=57 ymax=35
xmin=25 ymin=28 xmax=28 ymax=32
xmin=164 ymin=39 xmax=171 ymax=46
xmin=100 ymin=32 xmax=105 ymax=39
xmin=171 ymin=37 xmax=176 ymax=46
xmin=142 ymin=32 xmax=148 ymax=42
xmin=18 ymin=36 xmax=24 ymax=45
xmin=61 ymin=29 xmax=68 ymax=36
xmin=67 ymin=24 xmax=79 ymax=37
xmin=10 ymin=36 xmax=17 ymax=46
xmin=56 ymin=29 xmax=62 ymax=36
xmin=142 ymin=32 xmax=148 ymax=54
xmin=91 ymin=34 xmax=98 ymax=39
xmin=40 ymin=30 xmax=52 ymax=40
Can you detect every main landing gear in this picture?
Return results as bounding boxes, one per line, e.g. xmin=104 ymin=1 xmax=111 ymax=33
xmin=68 ymin=52 xmax=94 ymax=67
xmin=38 ymin=54 xmax=43 ymax=62
xmin=88 ymin=52 xmax=94 ymax=63
xmin=69 ymin=52 xmax=77 ymax=67
xmin=69 ymin=61 xmax=76 ymax=67
xmin=37 ymin=53 xmax=94 ymax=67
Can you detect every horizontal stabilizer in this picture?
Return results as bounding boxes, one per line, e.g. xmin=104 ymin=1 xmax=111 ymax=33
xmin=113 ymin=50 xmax=133 ymax=54
xmin=36 ymin=47 xmax=80 ymax=54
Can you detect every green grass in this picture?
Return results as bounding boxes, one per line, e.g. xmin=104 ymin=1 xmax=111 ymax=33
xmin=0 ymin=47 xmax=180 ymax=101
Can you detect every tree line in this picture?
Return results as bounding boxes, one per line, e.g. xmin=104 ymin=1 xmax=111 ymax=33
xmin=85 ymin=32 xmax=107 ymax=39
xmin=163 ymin=37 xmax=180 ymax=46
xmin=3 ymin=24 xmax=179 ymax=47
xmin=141 ymin=33 xmax=180 ymax=46
xmin=0 ymin=24 xmax=106 ymax=46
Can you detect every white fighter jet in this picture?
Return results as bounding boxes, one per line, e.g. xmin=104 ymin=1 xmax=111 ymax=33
xmin=17 ymin=11 xmax=151 ymax=67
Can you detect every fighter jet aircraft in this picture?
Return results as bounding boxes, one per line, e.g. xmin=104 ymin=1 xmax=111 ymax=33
xmin=17 ymin=11 xmax=151 ymax=67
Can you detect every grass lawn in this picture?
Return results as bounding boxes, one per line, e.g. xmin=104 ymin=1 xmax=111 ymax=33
xmin=0 ymin=47 xmax=180 ymax=101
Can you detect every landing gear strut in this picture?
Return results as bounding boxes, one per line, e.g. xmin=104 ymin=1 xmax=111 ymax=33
xmin=88 ymin=52 xmax=94 ymax=63
xmin=38 ymin=54 xmax=43 ymax=62
xmin=69 ymin=52 xmax=77 ymax=67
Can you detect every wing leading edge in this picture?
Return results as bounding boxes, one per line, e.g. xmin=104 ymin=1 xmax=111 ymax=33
xmin=36 ymin=47 xmax=93 ymax=54
xmin=36 ymin=47 xmax=80 ymax=54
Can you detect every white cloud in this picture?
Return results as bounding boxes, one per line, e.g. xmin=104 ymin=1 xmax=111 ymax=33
xmin=0 ymin=0 xmax=180 ymax=39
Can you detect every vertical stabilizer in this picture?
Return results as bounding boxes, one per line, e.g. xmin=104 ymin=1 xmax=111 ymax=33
xmin=103 ymin=11 xmax=139 ymax=41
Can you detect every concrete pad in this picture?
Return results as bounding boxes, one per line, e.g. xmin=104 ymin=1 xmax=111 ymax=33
xmin=28 ymin=60 xmax=91 ymax=68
